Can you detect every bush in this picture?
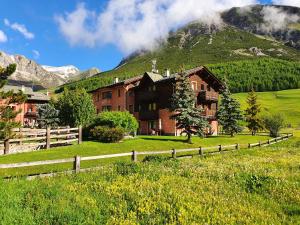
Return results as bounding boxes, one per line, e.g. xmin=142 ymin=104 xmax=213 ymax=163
xmin=90 ymin=126 xmax=124 ymax=143
xmin=263 ymin=113 xmax=285 ymax=137
xmin=93 ymin=111 xmax=138 ymax=134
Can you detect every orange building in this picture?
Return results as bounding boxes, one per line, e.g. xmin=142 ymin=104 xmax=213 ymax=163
xmin=1 ymin=85 xmax=50 ymax=127
xmin=90 ymin=66 xmax=223 ymax=136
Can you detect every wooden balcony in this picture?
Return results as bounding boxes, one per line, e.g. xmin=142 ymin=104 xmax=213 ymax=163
xmin=139 ymin=111 xmax=159 ymax=121
xmin=202 ymin=109 xmax=217 ymax=120
xmin=198 ymin=91 xmax=218 ymax=102
xmin=136 ymin=92 xmax=158 ymax=102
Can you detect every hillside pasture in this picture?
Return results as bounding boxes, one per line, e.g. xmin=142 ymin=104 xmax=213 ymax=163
xmin=0 ymin=135 xmax=299 ymax=224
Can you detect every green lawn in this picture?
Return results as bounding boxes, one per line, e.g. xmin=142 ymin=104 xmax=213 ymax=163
xmin=0 ymin=135 xmax=299 ymax=224
xmin=0 ymin=135 xmax=270 ymax=177
xmin=234 ymin=89 xmax=300 ymax=128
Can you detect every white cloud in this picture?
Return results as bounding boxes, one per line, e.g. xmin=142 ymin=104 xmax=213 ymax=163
xmin=32 ymin=50 xmax=40 ymax=59
xmin=4 ymin=18 xmax=35 ymax=40
xmin=0 ymin=30 xmax=8 ymax=43
xmin=56 ymin=0 xmax=257 ymax=54
xmin=272 ymin=0 xmax=300 ymax=7
xmin=260 ymin=6 xmax=299 ymax=32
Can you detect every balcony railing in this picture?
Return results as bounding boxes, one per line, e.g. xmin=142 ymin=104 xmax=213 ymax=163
xmin=198 ymin=91 xmax=218 ymax=102
xmin=139 ymin=110 xmax=159 ymax=121
xmin=24 ymin=112 xmax=37 ymax=118
xmin=136 ymin=92 xmax=158 ymax=102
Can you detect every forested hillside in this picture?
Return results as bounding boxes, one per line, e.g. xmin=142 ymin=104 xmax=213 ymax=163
xmin=57 ymin=23 xmax=300 ymax=93
xmin=208 ymin=58 xmax=300 ymax=93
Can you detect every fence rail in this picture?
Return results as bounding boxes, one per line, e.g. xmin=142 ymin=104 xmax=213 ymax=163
xmin=0 ymin=133 xmax=293 ymax=175
xmin=0 ymin=126 xmax=82 ymax=155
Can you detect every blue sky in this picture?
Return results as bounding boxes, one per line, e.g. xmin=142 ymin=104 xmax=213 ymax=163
xmin=0 ymin=0 xmax=290 ymax=71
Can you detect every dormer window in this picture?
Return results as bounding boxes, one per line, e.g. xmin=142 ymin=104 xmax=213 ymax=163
xmin=201 ymin=84 xmax=205 ymax=91
xmin=148 ymin=85 xmax=156 ymax=92
xmin=191 ymin=82 xmax=197 ymax=91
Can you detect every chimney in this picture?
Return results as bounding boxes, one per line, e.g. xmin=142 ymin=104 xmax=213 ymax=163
xmin=165 ymin=69 xmax=170 ymax=77
xmin=113 ymin=77 xmax=119 ymax=84
xmin=21 ymin=85 xmax=25 ymax=92
xmin=151 ymin=59 xmax=158 ymax=73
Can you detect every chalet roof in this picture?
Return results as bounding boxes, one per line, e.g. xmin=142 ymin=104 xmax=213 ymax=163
xmin=145 ymin=72 xmax=164 ymax=82
xmin=90 ymin=66 xmax=224 ymax=92
xmin=1 ymin=85 xmax=50 ymax=102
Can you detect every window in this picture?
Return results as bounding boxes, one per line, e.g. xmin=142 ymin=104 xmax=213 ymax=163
xmin=148 ymin=85 xmax=156 ymax=92
xmin=207 ymin=85 xmax=211 ymax=92
xmin=129 ymin=105 xmax=134 ymax=113
xmin=148 ymin=103 xmax=157 ymax=111
xmin=102 ymin=91 xmax=112 ymax=99
xmin=118 ymin=105 xmax=121 ymax=111
xmin=201 ymin=84 xmax=205 ymax=91
xmin=102 ymin=105 xmax=112 ymax=111
xmin=118 ymin=89 xmax=121 ymax=97
xmin=97 ymin=108 xmax=101 ymax=114
xmin=191 ymin=82 xmax=197 ymax=91
xmin=97 ymin=93 xmax=100 ymax=102
xmin=128 ymin=90 xmax=134 ymax=96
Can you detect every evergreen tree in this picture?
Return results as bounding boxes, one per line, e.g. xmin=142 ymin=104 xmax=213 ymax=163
xmin=217 ymin=83 xmax=243 ymax=137
xmin=56 ymin=88 xmax=96 ymax=127
xmin=0 ymin=64 xmax=26 ymax=139
xmin=245 ymin=89 xmax=264 ymax=135
xmin=37 ymin=103 xmax=60 ymax=128
xmin=170 ymin=70 xmax=209 ymax=144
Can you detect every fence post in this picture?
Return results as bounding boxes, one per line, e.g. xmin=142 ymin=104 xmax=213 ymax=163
xmin=19 ymin=128 xmax=23 ymax=145
xmin=235 ymin=143 xmax=240 ymax=150
xmin=172 ymin=148 xmax=176 ymax=159
xmin=199 ymin=147 xmax=203 ymax=156
xmin=259 ymin=141 xmax=261 ymax=147
xmin=78 ymin=125 xmax=82 ymax=145
xmin=248 ymin=143 xmax=251 ymax=149
xmin=74 ymin=155 xmax=81 ymax=173
xmin=46 ymin=127 xmax=51 ymax=149
xmin=4 ymin=139 xmax=10 ymax=155
xmin=219 ymin=145 xmax=222 ymax=152
xmin=267 ymin=139 xmax=270 ymax=145
xmin=132 ymin=150 xmax=137 ymax=162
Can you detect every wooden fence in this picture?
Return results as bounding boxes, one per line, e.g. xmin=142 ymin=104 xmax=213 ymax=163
xmin=0 ymin=133 xmax=293 ymax=175
xmin=0 ymin=126 xmax=82 ymax=155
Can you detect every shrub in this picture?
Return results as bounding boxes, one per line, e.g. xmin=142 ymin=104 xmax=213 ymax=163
xmin=93 ymin=111 xmax=138 ymax=134
xmin=263 ymin=113 xmax=285 ymax=137
xmin=90 ymin=126 xmax=124 ymax=143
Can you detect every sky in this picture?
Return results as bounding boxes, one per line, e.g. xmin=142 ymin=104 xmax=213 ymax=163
xmin=0 ymin=0 xmax=298 ymax=71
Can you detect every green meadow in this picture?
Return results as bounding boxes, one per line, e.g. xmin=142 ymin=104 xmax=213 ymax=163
xmin=234 ymin=89 xmax=300 ymax=128
xmin=0 ymin=135 xmax=299 ymax=224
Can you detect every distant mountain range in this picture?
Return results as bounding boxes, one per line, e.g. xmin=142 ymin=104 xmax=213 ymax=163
xmin=0 ymin=51 xmax=100 ymax=90
xmin=60 ymin=4 xmax=300 ymax=93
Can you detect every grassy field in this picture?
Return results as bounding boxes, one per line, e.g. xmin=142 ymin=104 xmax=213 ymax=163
xmin=234 ymin=89 xmax=300 ymax=128
xmin=0 ymin=134 xmax=299 ymax=224
xmin=0 ymin=135 xmax=269 ymax=177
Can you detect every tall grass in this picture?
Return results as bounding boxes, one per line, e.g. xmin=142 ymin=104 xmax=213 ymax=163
xmin=0 ymin=137 xmax=299 ymax=224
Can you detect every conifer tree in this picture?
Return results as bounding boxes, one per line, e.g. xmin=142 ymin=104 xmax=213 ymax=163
xmin=37 ymin=103 xmax=60 ymax=128
xmin=170 ymin=70 xmax=209 ymax=144
xmin=217 ymin=83 xmax=243 ymax=137
xmin=0 ymin=64 xmax=26 ymax=139
xmin=245 ymin=89 xmax=263 ymax=135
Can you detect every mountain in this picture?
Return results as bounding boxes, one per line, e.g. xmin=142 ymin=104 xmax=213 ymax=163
xmin=59 ymin=4 xmax=300 ymax=93
xmin=222 ymin=5 xmax=300 ymax=49
xmin=42 ymin=65 xmax=80 ymax=80
xmin=0 ymin=51 xmax=100 ymax=90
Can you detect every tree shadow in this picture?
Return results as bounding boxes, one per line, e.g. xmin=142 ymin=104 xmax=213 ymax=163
xmin=139 ymin=137 xmax=187 ymax=143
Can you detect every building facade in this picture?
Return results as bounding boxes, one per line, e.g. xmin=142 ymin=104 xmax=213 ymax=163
xmin=91 ymin=66 xmax=223 ymax=136
xmin=1 ymin=85 xmax=50 ymax=127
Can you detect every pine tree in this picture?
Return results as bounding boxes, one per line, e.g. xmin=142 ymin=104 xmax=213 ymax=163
xmin=37 ymin=103 xmax=60 ymax=128
xmin=217 ymin=83 xmax=243 ymax=137
xmin=0 ymin=64 xmax=26 ymax=139
xmin=245 ymin=89 xmax=263 ymax=135
xmin=170 ymin=70 xmax=209 ymax=144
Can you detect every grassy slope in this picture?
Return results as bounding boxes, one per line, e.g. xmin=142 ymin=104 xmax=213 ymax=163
xmin=0 ymin=136 xmax=300 ymax=224
xmin=0 ymin=135 xmax=268 ymax=177
xmin=234 ymin=89 xmax=300 ymax=127
xmin=59 ymin=25 xmax=300 ymax=93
